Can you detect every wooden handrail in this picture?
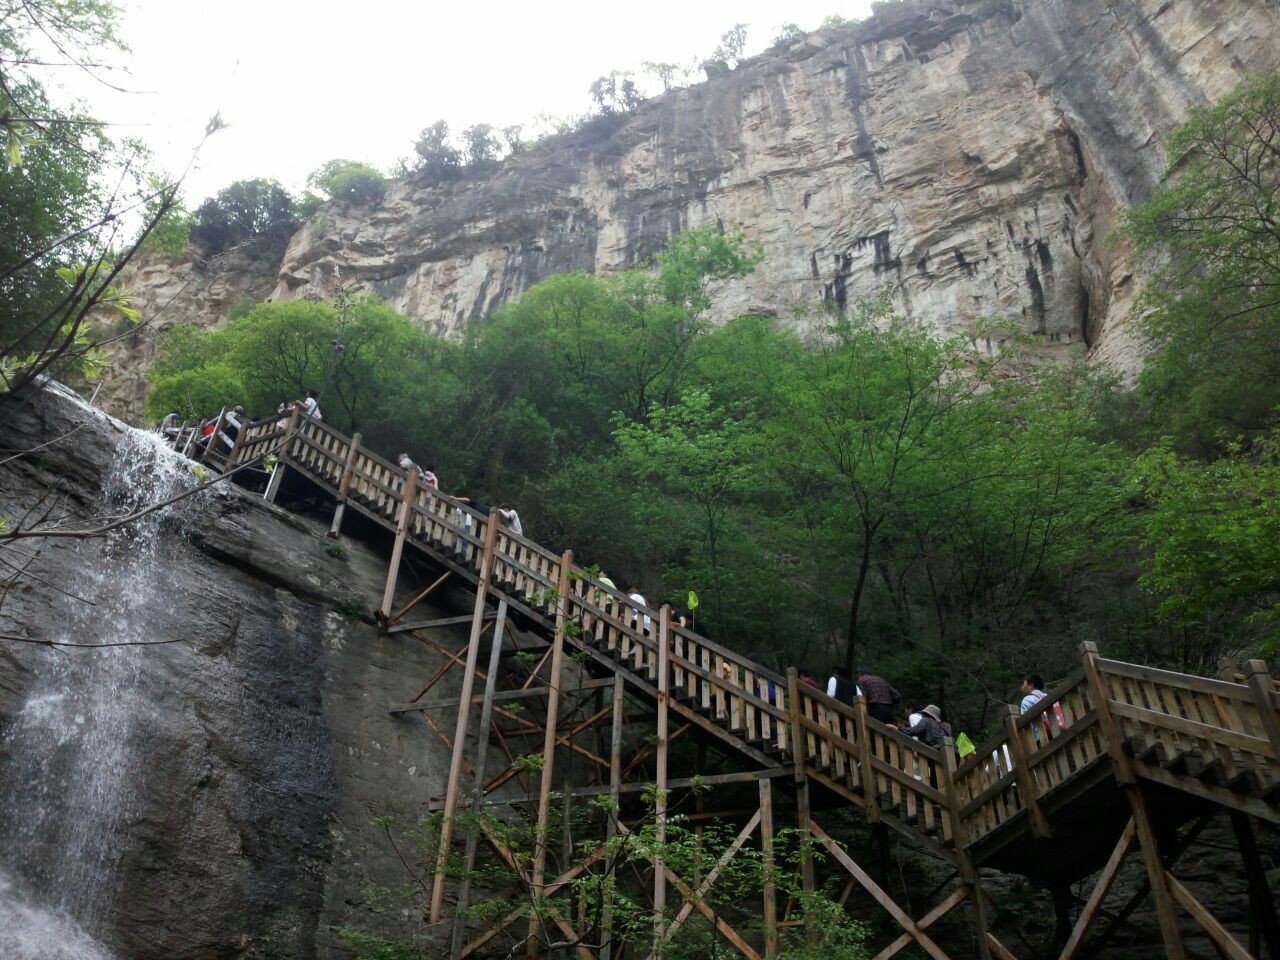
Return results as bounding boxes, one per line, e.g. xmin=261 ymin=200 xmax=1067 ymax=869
xmin=198 ymin=407 xmax=1280 ymax=856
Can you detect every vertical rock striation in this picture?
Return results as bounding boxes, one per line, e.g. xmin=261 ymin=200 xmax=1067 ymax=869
xmin=99 ymin=0 xmax=1280 ymax=422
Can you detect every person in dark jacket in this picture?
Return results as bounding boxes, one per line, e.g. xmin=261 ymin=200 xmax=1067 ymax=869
xmin=826 ymin=665 xmax=856 ymax=704
xmin=903 ymin=704 xmax=945 ymax=749
xmin=856 ymin=668 xmax=902 ymax=724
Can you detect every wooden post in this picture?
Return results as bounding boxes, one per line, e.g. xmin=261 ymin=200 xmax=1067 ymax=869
xmin=263 ymin=411 xmax=298 ymax=502
xmin=941 ymin=736 xmax=992 ymax=960
xmin=785 ymin=669 xmax=816 ymax=942
xmin=1230 ymin=809 xmax=1280 ymax=960
xmin=380 ymin=467 xmax=418 ymax=618
xmin=224 ymin=411 xmax=247 ymax=470
xmin=328 ymin=431 xmax=362 ymax=538
xmin=198 ymin=407 xmax=224 ymax=464
xmin=429 ymin=511 xmax=500 ymax=925
xmin=528 ymin=550 xmax=574 ymax=956
xmin=601 ymin=672 xmax=625 ymax=960
xmin=654 ymin=605 xmax=671 ymax=939
xmin=759 ymin=777 xmax=778 ymax=957
xmin=1243 ymin=659 xmax=1280 ymax=757
xmin=853 ymin=695 xmax=879 ymax=823
xmin=450 ymin=602 xmax=509 ymax=960
xmin=1080 ymin=641 xmax=1187 ymax=960
xmin=1004 ymin=705 xmax=1051 ymax=838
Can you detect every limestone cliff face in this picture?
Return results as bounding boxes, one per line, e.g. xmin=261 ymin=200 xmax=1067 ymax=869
xmin=268 ymin=0 xmax=1280 ymax=359
xmin=101 ymin=0 xmax=1280 ymax=423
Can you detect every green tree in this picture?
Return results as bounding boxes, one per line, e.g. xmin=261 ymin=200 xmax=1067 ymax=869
xmin=1134 ymin=438 xmax=1280 ymax=665
xmin=614 ymin=390 xmax=763 ymax=633
xmin=1125 ymin=72 xmax=1280 ymax=453
xmin=461 ymin=124 xmax=499 ymax=169
xmin=771 ymin=23 xmax=804 ymax=46
xmin=763 ymin=294 xmax=996 ymax=671
xmin=306 ymin=159 xmax=388 ymax=206
xmin=413 ymin=120 xmax=461 ymax=182
xmin=712 ymin=23 xmax=749 ymax=65
xmin=190 ymin=178 xmax=299 ymax=255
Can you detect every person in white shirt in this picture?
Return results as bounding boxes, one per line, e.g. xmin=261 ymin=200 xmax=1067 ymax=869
xmin=626 ymin=586 xmax=651 ymax=633
xmin=497 ymin=504 xmax=521 ymax=536
xmin=1020 ymin=674 xmax=1047 ymax=715
xmin=301 ymin=389 xmax=322 ymax=421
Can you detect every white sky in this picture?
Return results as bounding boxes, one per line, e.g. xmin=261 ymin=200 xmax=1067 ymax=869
xmin=52 ymin=0 xmax=875 ymax=204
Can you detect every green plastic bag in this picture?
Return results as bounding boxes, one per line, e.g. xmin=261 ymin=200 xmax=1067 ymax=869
xmin=956 ymin=732 xmax=976 ymax=758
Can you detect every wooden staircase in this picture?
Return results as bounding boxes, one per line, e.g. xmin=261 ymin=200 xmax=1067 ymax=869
xmin=219 ymin=413 xmax=1280 ymax=960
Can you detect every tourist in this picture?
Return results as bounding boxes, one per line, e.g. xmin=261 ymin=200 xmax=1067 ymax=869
xmin=497 ymin=504 xmax=522 ymax=536
xmin=902 ymin=704 xmax=946 ymax=749
xmin=301 ymin=389 xmax=322 ymax=421
xmin=826 ymin=664 xmax=856 ymax=704
xmin=1019 ymin=674 xmax=1047 ymax=715
xmin=421 ymin=464 xmax=439 ymax=491
xmin=626 ymin=585 xmax=651 ymax=634
xmin=856 ymin=667 xmax=902 ymax=724
xmin=397 ymin=453 xmax=424 ymax=492
xmin=160 ymin=411 xmax=180 ymax=437
xmin=799 ymin=667 xmax=821 ymax=690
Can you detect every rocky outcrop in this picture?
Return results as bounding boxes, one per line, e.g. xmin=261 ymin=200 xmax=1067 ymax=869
xmin=267 ymin=0 xmax=1280 ymax=368
xmin=96 ymin=0 xmax=1280 ymax=421
xmin=96 ymin=247 xmax=277 ymax=423
xmin=0 ymin=386 xmax=469 ymax=958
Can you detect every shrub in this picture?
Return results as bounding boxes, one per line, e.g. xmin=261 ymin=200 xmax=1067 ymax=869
xmin=306 ymin=159 xmax=388 ymax=206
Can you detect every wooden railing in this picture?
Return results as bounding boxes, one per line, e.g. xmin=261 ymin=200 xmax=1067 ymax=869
xmin=218 ymin=414 xmax=1280 ymax=857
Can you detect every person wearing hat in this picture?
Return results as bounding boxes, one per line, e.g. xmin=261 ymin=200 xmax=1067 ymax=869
xmin=902 ymin=704 xmax=945 ymax=749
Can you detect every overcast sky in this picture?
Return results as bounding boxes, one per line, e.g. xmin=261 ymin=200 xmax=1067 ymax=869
xmin=54 ymin=0 xmax=875 ymax=204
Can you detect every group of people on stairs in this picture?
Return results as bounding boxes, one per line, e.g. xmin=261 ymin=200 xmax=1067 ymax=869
xmin=795 ymin=664 xmax=1055 ymax=758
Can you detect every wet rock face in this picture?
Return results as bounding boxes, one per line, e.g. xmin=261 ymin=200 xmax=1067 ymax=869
xmin=98 ymin=1 xmax=1280 ymax=419
xmin=0 ymin=388 xmax=465 ymax=959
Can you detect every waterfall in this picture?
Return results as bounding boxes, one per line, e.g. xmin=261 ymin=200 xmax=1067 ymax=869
xmin=0 ymin=410 xmax=199 ymax=959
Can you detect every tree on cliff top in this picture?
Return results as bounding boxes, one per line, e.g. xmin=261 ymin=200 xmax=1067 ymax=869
xmin=190 ymin=178 xmax=300 ymax=255
xmin=306 ymin=159 xmax=388 ymax=207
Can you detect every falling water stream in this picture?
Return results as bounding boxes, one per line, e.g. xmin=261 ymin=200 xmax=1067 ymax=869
xmin=0 ymin=406 xmax=199 ymax=960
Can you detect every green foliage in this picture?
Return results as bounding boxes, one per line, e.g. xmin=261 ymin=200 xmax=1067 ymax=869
xmin=332 ymin=927 xmax=419 ymax=960
xmin=412 ymin=119 xmax=462 ymax=182
xmin=190 ymin=178 xmax=299 ymax=255
xmin=460 ymin=124 xmax=500 ymax=169
xmin=325 ymin=541 xmax=350 ymax=561
xmin=1134 ymin=439 xmax=1280 ymax=661
xmin=589 ymin=71 xmax=643 ymax=115
xmin=140 ymin=194 xmax=192 ymax=256
xmin=1125 ymin=72 xmax=1280 ymax=453
xmin=712 ymin=23 xmax=749 ymax=65
xmin=306 ymin=159 xmax=388 ymax=206
xmin=338 ymin=593 xmax=369 ymax=620
xmin=771 ymin=23 xmax=805 ymax=46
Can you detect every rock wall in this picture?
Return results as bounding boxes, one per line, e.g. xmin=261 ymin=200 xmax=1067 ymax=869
xmin=0 ymin=386 xmax=471 ymax=958
xmin=269 ymin=0 xmax=1280 ymax=365
xmin=97 ymin=0 xmax=1280 ymax=423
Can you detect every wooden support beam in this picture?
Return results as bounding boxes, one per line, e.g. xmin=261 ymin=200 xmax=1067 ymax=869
xmin=1230 ymin=809 xmax=1280 ymax=960
xmin=327 ymin=430 xmax=362 ymax=538
xmin=760 ymin=777 xmax=778 ymax=957
xmin=1080 ymin=641 xmax=1187 ymax=960
xmin=1058 ymin=818 xmax=1136 ymax=960
xmin=527 ymin=549 xmax=573 ymax=958
xmin=601 ymin=672 xmax=624 ymax=960
xmin=810 ymin=821 xmax=955 ymax=960
xmin=392 ymin=678 xmax=614 ymax=714
xmin=380 ymin=467 xmax=418 ymax=618
xmin=655 ymin=809 xmax=762 ymax=947
xmin=387 ymin=569 xmax=452 ymax=625
xmin=429 ymin=510 xmax=499 ymax=925
xmin=872 ymin=888 xmax=968 ymax=960
xmin=1004 ymin=704 xmax=1051 ymax=839
xmin=1166 ymin=872 xmax=1253 ymax=960
xmin=388 ymin=612 xmax=496 ymax=634
xmin=654 ymin=605 xmax=670 ymax=939
xmin=449 ymin=601 xmax=508 ymax=960
xmin=940 ymin=738 xmax=991 ymax=960
xmin=786 ymin=668 xmax=817 ymax=943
